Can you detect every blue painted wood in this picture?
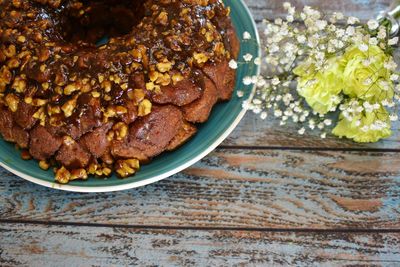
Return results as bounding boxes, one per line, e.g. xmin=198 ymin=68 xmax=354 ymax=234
xmin=1 ymin=223 xmax=399 ymax=267
xmin=1 ymin=149 xmax=399 ymax=229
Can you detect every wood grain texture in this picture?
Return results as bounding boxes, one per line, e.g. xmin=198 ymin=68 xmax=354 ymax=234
xmin=222 ymin=113 xmax=400 ymax=149
xmin=1 ymin=149 xmax=399 ymax=229
xmin=245 ymin=0 xmax=392 ymax=22
xmin=1 ymin=223 xmax=399 ymax=267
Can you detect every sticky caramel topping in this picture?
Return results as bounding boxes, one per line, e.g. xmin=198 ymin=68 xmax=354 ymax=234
xmin=0 ymin=0 xmax=231 ymax=127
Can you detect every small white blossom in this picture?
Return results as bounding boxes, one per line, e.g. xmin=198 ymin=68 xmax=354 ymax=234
xmin=347 ymin=16 xmax=359 ymax=25
xmin=243 ymin=76 xmax=253 ymax=85
xmin=228 ymin=59 xmax=238 ymax=69
xmin=323 ymin=119 xmax=332 ymax=126
xmin=243 ymin=53 xmax=253 ymax=62
xmin=275 ymin=18 xmax=283 ymax=25
xmin=358 ymin=43 xmax=368 ymax=52
xmin=271 ymin=77 xmax=280 ymax=85
xmin=298 ymin=127 xmax=306 ymax=135
xmin=260 ymin=112 xmax=268 ymax=120
xmin=335 ymin=29 xmax=345 ymax=38
xmin=297 ymin=35 xmax=306 ymax=43
xmin=377 ymin=28 xmax=387 ymax=39
xmin=237 ymin=90 xmax=244 ymax=98
xmin=390 ymin=74 xmax=399 ymax=81
xmin=274 ymin=110 xmax=283 ymax=117
xmin=369 ymin=37 xmax=378 ymax=46
xmin=253 ymin=99 xmax=262 ymax=105
xmin=389 ymin=37 xmax=399 ymax=46
xmin=389 ymin=114 xmax=399 ymax=121
xmin=367 ymin=19 xmax=379 ymax=30
xmin=335 ymin=12 xmax=344 ymax=20
xmin=283 ymin=2 xmax=291 ymax=10
xmin=316 ymin=20 xmax=327 ymax=30
xmin=254 ymin=57 xmax=261 ymax=65
xmin=320 ymin=132 xmax=327 ymax=139
xmin=346 ymin=26 xmax=355 ymax=36
xmin=384 ymin=59 xmax=397 ymax=71
xmin=243 ymin=31 xmax=251 ymax=40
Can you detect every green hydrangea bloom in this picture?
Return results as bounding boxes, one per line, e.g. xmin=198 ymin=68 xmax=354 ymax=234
xmin=294 ymin=58 xmax=343 ymax=114
xmin=332 ymin=105 xmax=392 ymax=143
xmin=340 ymin=45 xmax=394 ymax=102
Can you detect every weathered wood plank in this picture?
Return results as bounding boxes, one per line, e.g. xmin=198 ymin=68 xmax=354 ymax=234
xmin=1 ymin=223 xmax=399 ymax=267
xmin=222 ymin=112 xmax=400 ymax=149
xmin=1 ymin=149 xmax=399 ymax=229
xmin=245 ymin=0 xmax=392 ymax=22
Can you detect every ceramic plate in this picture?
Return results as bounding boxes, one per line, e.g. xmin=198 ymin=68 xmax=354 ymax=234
xmin=0 ymin=0 xmax=261 ymax=192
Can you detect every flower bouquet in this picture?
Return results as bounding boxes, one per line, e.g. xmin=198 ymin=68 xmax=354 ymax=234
xmin=236 ymin=2 xmax=400 ymax=143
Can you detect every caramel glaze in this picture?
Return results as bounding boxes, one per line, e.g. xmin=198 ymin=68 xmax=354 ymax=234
xmin=0 ymin=0 xmax=239 ymax=182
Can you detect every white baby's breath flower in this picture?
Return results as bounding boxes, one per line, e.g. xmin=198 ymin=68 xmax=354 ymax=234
xmin=286 ymin=15 xmax=294 ymax=22
xmin=335 ymin=12 xmax=344 ymax=20
xmin=320 ymin=132 xmax=327 ymax=139
xmin=243 ymin=76 xmax=253 ymax=85
xmin=389 ymin=114 xmax=399 ymax=121
xmin=347 ymin=16 xmax=359 ymax=25
xmin=228 ymin=59 xmax=238 ymax=69
xmin=316 ymin=20 xmax=327 ymax=30
xmin=237 ymin=90 xmax=244 ymax=98
xmin=274 ymin=110 xmax=283 ymax=117
xmin=243 ymin=53 xmax=253 ymax=62
xmin=298 ymin=127 xmax=306 ymax=135
xmin=384 ymin=59 xmax=397 ymax=71
xmin=297 ymin=35 xmax=306 ymax=43
xmin=328 ymin=24 xmax=337 ymax=32
xmin=253 ymin=99 xmax=262 ymax=105
xmin=275 ymin=18 xmax=283 ymax=25
xmin=323 ymin=119 xmax=332 ymax=126
xmin=389 ymin=37 xmax=399 ymax=46
xmin=252 ymin=107 xmax=262 ymax=114
xmin=283 ymin=2 xmax=291 ymax=10
xmin=260 ymin=112 xmax=268 ymax=120
xmin=271 ymin=77 xmax=280 ymax=85
xmin=390 ymin=74 xmax=399 ymax=81
xmin=379 ymin=80 xmax=391 ymax=91
xmin=335 ymin=29 xmax=345 ymax=38
xmin=243 ymin=31 xmax=251 ymax=40
xmin=367 ymin=19 xmax=379 ymax=30
xmin=369 ymin=37 xmax=378 ymax=46
xmin=346 ymin=26 xmax=355 ymax=36
xmin=288 ymin=6 xmax=296 ymax=15
xmin=358 ymin=43 xmax=368 ymax=52
xmin=378 ymin=28 xmax=387 ymax=39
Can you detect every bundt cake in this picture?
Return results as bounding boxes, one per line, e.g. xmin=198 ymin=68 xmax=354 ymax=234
xmin=0 ymin=0 xmax=239 ymax=183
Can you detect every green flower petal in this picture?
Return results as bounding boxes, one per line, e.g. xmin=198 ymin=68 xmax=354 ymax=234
xmin=332 ymin=105 xmax=392 ymax=143
xmin=295 ymin=58 xmax=343 ymax=114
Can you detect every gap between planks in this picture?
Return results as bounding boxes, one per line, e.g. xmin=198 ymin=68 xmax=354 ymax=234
xmin=218 ymin=145 xmax=400 ymax=153
xmin=1 ymin=219 xmax=399 ymax=233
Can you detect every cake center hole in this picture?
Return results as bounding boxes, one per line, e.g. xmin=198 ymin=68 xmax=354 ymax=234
xmin=61 ymin=0 xmax=146 ymax=45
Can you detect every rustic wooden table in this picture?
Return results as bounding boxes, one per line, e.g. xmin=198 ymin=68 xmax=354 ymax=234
xmin=1 ymin=0 xmax=400 ymax=266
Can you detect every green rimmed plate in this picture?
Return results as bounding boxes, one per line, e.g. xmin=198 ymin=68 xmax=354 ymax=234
xmin=0 ymin=0 xmax=261 ymax=192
